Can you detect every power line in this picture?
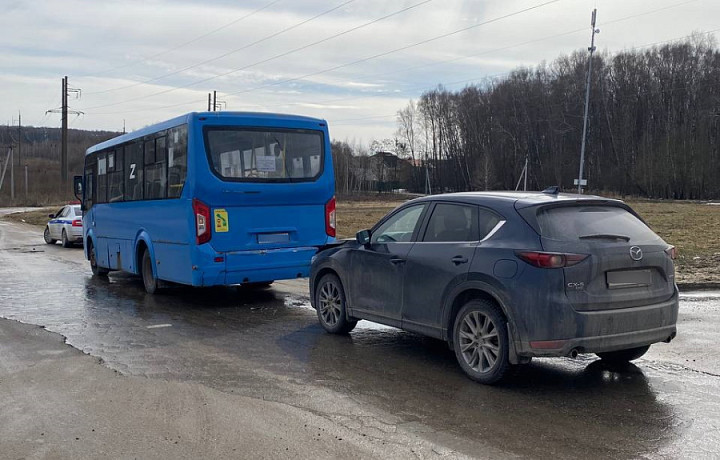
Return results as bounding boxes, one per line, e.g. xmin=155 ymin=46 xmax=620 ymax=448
xmin=82 ymin=0 xmax=434 ymax=111
xmin=81 ymin=0 xmax=284 ymax=82
xmin=87 ymin=0 xmax=356 ymax=95
xmin=87 ymin=0 xmax=562 ymax=115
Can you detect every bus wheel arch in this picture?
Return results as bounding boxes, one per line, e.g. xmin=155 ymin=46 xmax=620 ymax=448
xmin=86 ymin=237 xmax=109 ymax=277
xmin=135 ymin=238 xmax=159 ymax=294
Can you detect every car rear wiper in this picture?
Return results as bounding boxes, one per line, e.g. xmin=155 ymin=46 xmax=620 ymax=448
xmin=578 ymin=234 xmax=630 ymax=242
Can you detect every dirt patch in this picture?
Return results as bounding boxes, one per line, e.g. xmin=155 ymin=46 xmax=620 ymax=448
xmin=3 ymin=208 xmax=57 ymax=227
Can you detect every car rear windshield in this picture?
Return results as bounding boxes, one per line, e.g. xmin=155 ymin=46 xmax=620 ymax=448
xmin=536 ymin=205 xmax=659 ymax=242
xmin=73 ymin=206 xmax=83 ymax=217
xmin=204 ymin=127 xmax=324 ymax=182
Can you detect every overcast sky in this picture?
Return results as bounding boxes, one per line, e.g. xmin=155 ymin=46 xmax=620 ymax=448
xmin=1 ymin=0 xmax=717 ymax=144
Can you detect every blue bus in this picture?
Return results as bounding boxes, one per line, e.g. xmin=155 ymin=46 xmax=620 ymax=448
xmin=74 ymin=112 xmax=336 ymax=293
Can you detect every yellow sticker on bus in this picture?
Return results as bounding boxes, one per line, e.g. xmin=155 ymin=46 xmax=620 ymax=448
xmin=214 ymin=209 xmax=229 ymax=233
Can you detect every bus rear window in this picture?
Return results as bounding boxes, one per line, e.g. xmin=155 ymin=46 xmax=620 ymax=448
xmin=537 ymin=205 xmax=660 ymax=242
xmin=205 ymin=128 xmax=323 ymax=182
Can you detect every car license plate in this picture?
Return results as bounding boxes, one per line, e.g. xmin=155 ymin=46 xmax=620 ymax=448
xmin=606 ymin=269 xmax=652 ymax=289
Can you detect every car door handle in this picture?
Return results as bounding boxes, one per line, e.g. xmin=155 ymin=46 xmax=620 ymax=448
xmin=451 ymin=256 xmax=469 ymax=265
xmin=390 ymin=257 xmax=406 ymax=265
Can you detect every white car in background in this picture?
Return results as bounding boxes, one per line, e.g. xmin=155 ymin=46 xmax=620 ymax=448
xmin=44 ymin=204 xmax=83 ymax=248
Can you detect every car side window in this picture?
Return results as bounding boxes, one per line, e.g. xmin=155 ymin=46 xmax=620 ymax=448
xmin=478 ymin=208 xmax=502 ymax=240
xmin=57 ymin=207 xmax=68 ymax=218
xmin=371 ymin=204 xmax=426 ymax=244
xmin=423 ymin=203 xmax=479 ymax=243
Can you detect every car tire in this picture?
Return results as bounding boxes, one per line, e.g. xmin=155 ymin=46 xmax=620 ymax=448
xmin=315 ymin=273 xmax=357 ymax=334
xmin=453 ymin=299 xmax=511 ymax=385
xmin=88 ymin=240 xmax=109 ymax=277
xmin=44 ymin=227 xmax=56 ymax=245
xmin=596 ymin=345 xmax=650 ymax=363
xmin=141 ymin=249 xmax=158 ymax=294
xmin=61 ymin=230 xmax=72 ymax=248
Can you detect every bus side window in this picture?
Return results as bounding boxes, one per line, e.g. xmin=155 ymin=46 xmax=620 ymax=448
xmin=96 ymin=152 xmax=108 ymax=204
xmin=145 ymin=136 xmax=167 ymax=200
xmin=108 ymin=148 xmax=124 ymax=202
xmin=168 ymin=125 xmax=187 ymax=198
xmin=84 ymin=154 xmax=96 ymax=210
xmin=125 ymin=141 xmax=144 ymax=201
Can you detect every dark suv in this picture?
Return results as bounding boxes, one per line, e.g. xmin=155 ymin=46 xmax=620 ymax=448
xmin=309 ymin=192 xmax=678 ymax=384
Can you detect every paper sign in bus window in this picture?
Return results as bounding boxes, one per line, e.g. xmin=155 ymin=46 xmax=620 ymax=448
xmin=214 ymin=209 xmax=229 ymax=233
xmin=256 ymin=156 xmax=276 ymax=172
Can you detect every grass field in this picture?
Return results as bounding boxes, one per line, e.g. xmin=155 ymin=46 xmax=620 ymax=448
xmin=6 ymin=197 xmax=719 ymax=284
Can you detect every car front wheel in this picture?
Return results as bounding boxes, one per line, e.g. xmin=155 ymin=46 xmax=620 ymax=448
xmin=596 ymin=345 xmax=650 ymax=363
xmin=453 ymin=299 xmax=511 ymax=385
xmin=315 ymin=273 xmax=357 ymax=334
xmin=44 ymin=227 xmax=56 ymax=244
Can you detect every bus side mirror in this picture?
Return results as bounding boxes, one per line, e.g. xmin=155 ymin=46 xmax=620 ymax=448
xmin=356 ymin=229 xmax=370 ymax=245
xmin=73 ymin=176 xmax=83 ymax=202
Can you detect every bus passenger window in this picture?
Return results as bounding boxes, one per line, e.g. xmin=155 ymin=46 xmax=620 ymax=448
xmin=96 ymin=152 xmax=107 ymax=204
xmin=145 ymin=136 xmax=167 ymax=200
xmin=108 ymin=148 xmax=124 ymax=202
xmin=125 ymin=141 xmax=143 ymax=201
xmin=168 ymin=125 xmax=187 ymax=198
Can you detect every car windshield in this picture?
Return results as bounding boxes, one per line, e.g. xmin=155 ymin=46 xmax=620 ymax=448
xmin=537 ymin=205 xmax=659 ymax=243
xmin=204 ymin=127 xmax=324 ymax=182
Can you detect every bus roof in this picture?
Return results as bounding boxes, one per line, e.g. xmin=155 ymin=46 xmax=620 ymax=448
xmin=85 ymin=111 xmax=329 ymax=155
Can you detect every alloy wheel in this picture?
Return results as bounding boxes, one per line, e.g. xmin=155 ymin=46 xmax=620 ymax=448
xmin=318 ymin=281 xmax=342 ymax=327
xmin=458 ymin=311 xmax=500 ymax=373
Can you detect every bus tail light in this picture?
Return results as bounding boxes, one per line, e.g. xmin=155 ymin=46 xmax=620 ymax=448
xmin=72 ymin=219 xmax=82 ymax=227
xmin=325 ymin=196 xmax=336 ymax=238
xmin=193 ymin=198 xmax=211 ymax=245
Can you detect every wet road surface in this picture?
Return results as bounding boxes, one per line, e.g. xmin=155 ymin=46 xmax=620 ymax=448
xmin=1 ymin=213 xmax=720 ymax=459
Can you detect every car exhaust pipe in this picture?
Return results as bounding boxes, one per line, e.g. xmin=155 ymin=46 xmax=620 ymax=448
xmin=664 ymin=332 xmax=677 ymax=343
xmin=568 ymin=348 xmax=579 ymax=359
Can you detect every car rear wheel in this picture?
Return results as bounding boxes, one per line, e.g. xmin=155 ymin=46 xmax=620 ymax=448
xmin=315 ymin=273 xmax=357 ymax=334
xmin=61 ymin=230 xmax=72 ymax=248
xmin=453 ymin=299 xmax=511 ymax=385
xmin=141 ymin=249 xmax=158 ymax=294
xmin=88 ymin=240 xmax=109 ymax=277
xmin=43 ymin=227 xmax=56 ymax=244
xmin=596 ymin=345 xmax=650 ymax=363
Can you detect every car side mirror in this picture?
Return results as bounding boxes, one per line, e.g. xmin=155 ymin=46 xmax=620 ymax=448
xmin=356 ymin=229 xmax=371 ymax=245
xmin=48 ymin=213 xmax=55 ymax=218
xmin=73 ymin=175 xmax=83 ymax=202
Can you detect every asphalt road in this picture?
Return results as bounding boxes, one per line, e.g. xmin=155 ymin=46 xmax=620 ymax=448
xmin=1 ymin=210 xmax=719 ymax=459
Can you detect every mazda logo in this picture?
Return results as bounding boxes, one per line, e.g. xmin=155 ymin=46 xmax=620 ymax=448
xmin=630 ymin=246 xmax=643 ymax=261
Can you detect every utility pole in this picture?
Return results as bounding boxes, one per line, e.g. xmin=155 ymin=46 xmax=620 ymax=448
xmin=213 ymin=91 xmax=217 ymax=112
xmin=207 ymin=93 xmax=212 ymax=111
xmin=17 ymin=111 xmax=21 ymax=167
xmin=46 ymin=76 xmax=82 ymax=188
xmin=576 ymin=9 xmax=599 ymax=194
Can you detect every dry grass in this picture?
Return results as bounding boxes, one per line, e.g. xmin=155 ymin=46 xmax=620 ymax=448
xmin=5 ymin=197 xmax=717 ymax=283
xmin=3 ymin=207 xmax=58 ymax=227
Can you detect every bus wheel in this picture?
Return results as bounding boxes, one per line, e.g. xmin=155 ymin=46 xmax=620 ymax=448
xmin=88 ymin=240 xmax=109 ymax=277
xmin=141 ymin=249 xmax=158 ymax=294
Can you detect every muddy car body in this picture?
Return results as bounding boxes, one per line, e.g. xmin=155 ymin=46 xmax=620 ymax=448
xmin=310 ymin=191 xmax=679 ymax=384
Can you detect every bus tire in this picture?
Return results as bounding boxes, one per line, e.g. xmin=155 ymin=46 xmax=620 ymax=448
xmin=88 ymin=240 xmax=109 ymax=277
xmin=141 ymin=249 xmax=158 ymax=294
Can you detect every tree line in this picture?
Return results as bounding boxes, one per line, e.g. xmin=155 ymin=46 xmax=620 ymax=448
xmin=335 ymin=35 xmax=720 ymax=199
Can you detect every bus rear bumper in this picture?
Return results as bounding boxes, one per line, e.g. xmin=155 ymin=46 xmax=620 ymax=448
xmin=198 ymin=246 xmax=318 ymax=286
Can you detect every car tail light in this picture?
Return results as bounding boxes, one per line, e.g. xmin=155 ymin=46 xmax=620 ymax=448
xmin=193 ymin=198 xmax=211 ymax=245
xmin=325 ymin=196 xmax=336 ymax=237
xmin=665 ymin=246 xmax=677 ymax=260
xmin=72 ymin=219 xmax=82 ymax=227
xmin=516 ymin=251 xmax=588 ymax=268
